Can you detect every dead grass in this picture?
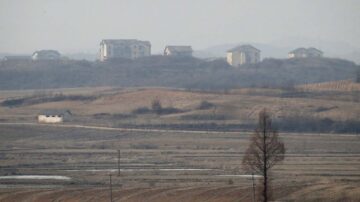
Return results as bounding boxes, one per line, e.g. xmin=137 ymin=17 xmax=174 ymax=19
xmin=298 ymin=80 xmax=360 ymax=92
xmin=0 ymin=124 xmax=359 ymax=201
xmin=0 ymin=86 xmax=360 ymax=201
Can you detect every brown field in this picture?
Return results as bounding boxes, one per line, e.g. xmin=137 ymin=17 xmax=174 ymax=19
xmin=1 ymin=85 xmax=360 ymax=124
xmin=0 ymin=86 xmax=360 ymax=201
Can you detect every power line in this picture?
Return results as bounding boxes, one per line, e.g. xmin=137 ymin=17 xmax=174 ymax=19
xmin=109 ymin=174 xmax=113 ymax=202
xmin=117 ymin=149 xmax=121 ymax=176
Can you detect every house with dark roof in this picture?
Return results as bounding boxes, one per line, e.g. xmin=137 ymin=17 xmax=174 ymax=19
xmin=99 ymin=39 xmax=151 ymax=61
xmin=32 ymin=50 xmax=61 ymax=60
xmin=164 ymin=46 xmax=193 ymax=56
xmin=37 ymin=109 xmax=71 ymax=123
xmin=226 ymin=45 xmax=261 ymax=67
xmin=288 ymin=47 xmax=323 ymax=58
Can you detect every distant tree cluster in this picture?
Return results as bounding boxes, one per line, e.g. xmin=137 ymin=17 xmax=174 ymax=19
xmin=0 ymin=56 xmax=358 ymax=90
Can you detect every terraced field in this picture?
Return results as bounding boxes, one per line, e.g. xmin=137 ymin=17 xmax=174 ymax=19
xmin=0 ymin=124 xmax=359 ymax=201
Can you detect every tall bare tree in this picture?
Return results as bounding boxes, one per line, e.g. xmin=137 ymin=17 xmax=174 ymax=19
xmin=242 ymin=109 xmax=285 ymax=202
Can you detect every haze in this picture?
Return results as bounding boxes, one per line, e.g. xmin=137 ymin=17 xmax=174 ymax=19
xmin=0 ymin=0 xmax=359 ymax=55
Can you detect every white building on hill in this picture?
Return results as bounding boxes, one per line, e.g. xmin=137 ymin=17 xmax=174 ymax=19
xmin=32 ymin=50 xmax=61 ymax=60
xmin=226 ymin=45 xmax=261 ymax=67
xmin=99 ymin=39 xmax=151 ymax=61
xmin=288 ymin=47 xmax=323 ymax=58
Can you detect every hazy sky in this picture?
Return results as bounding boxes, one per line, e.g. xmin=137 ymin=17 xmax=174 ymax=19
xmin=0 ymin=0 xmax=359 ymax=54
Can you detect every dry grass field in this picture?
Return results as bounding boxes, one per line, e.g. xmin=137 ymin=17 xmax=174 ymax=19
xmin=1 ymin=84 xmax=360 ymax=124
xmin=0 ymin=86 xmax=360 ymax=201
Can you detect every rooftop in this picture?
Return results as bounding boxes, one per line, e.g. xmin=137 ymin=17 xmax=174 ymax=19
xmin=227 ymin=45 xmax=260 ymax=52
xmin=289 ymin=47 xmax=323 ymax=54
xmin=165 ymin=46 xmax=193 ymax=52
xmin=101 ymin=39 xmax=151 ymax=46
xmin=33 ymin=50 xmax=61 ymax=55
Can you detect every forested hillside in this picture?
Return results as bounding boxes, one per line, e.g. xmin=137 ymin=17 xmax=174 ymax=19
xmin=0 ymin=56 xmax=358 ymax=90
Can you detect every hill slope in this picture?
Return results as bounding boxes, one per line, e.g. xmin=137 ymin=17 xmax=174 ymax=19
xmin=0 ymin=56 xmax=358 ymax=90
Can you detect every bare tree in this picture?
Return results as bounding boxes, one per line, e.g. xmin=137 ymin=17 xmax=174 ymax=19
xmin=242 ymin=109 xmax=285 ymax=202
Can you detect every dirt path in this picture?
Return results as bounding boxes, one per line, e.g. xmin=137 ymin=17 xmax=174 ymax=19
xmin=0 ymin=122 xmax=358 ymax=137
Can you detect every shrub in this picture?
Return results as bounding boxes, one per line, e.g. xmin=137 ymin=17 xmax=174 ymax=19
xmin=159 ymin=107 xmax=183 ymax=115
xmin=93 ymin=113 xmax=133 ymax=119
xmin=197 ymin=100 xmax=215 ymax=110
xmin=93 ymin=113 xmax=111 ymax=119
xmin=112 ymin=113 xmax=133 ymax=119
xmin=132 ymin=107 xmax=151 ymax=114
xmin=131 ymin=144 xmax=159 ymax=150
xmin=181 ymin=114 xmax=226 ymax=120
xmin=151 ymin=99 xmax=162 ymax=114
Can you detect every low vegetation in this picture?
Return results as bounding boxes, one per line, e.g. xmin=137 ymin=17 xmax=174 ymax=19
xmin=196 ymin=100 xmax=215 ymax=110
xmin=93 ymin=113 xmax=134 ymax=119
xmin=131 ymin=107 xmax=152 ymax=114
xmin=132 ymin=99 xmax=184 ymax=115
xmin=180 ymin=114 xmax=227 ymax=121
xmin=275 ymin=116 xmax=360 ymax=133
xmin=1 ymin=93 xmax=97 ymax=107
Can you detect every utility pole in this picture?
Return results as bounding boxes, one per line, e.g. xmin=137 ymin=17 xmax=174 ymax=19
xmin=252 ymin=173 xmax=256 ymax=202
xmin=117 ymin=149 xmax=121 ymax=176
xmin=109 ymin=174 xmax=113 ymax=202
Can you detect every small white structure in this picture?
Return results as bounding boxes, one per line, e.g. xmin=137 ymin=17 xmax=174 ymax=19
xmin=226 ymin=45 xmax=261 ymax=67
xmin=288 ymin=47 xmax=323 ymax=58
xmin=32 ymin=50 xmax=61 ymax=60
xmin=164 ymin=46 xmax=193 ymax=56
xmin=37 ymin=110 xmax=71 ymax=123
xmin=99 ymin=39 xmax=151 ymax=61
